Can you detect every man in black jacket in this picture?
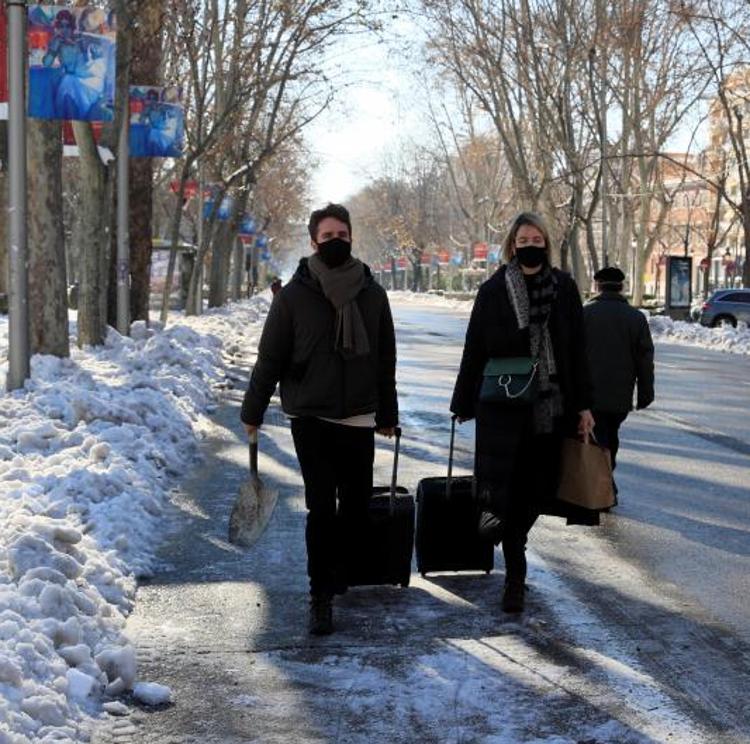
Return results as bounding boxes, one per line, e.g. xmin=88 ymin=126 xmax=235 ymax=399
xmin=584 ymin=267 xmax=655 ymax=500
xmin=241 ymin=203 xmax=398 ymax=635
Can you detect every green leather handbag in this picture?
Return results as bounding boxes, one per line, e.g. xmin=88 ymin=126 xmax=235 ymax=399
xmin=479 ymin=357 xmax=539 ymax=405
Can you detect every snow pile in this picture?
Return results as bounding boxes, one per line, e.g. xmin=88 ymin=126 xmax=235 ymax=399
xmin=0 ymin=297 xmax=268 ymax=741
xmin=387 ymin=290 xmax=474 ymax=312
xmin=647 ymin=315 xmax=750 ymax=355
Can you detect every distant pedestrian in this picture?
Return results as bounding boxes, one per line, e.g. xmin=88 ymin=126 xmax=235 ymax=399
xmin=270 ymin=277 xmax=282 ymax=296
xmin=584 ymin=266 xmax=655 ymax=500
xmin=451 ymin=212 xmax=595 ymax=614
xmin=240 ymin=203 xmax=398 ymax=636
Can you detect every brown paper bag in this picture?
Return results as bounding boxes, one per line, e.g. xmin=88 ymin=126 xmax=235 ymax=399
xmin=557 ymin=437 xmax=616 ymax=510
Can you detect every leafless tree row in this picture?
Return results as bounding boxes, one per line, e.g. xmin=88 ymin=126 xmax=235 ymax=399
xmin=367 ymin=0 xmax=750 ymax=299
xmin=3 ymin=0 xmax=380 ymax=361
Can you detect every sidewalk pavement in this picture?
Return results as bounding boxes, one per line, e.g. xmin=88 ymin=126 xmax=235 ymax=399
xmin=90 ymin=382 xmax=721 ymax=744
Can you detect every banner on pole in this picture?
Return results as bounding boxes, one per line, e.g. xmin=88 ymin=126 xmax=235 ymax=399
xmin=239 ymin=216 xmax=257 ymax=237
xmin=28 ymin=5 xmax=116 ymax=122
xmin=203 ymin=195 xmax=234 ymax=221
xmin=129 ymin=85 xmax=184 ymax=158
xmin=0 ymin=6 xmax=7 ymax=119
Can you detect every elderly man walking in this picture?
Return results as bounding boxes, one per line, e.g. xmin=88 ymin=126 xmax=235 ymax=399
xmin=584 ymin=266 xmax=655 ymax=502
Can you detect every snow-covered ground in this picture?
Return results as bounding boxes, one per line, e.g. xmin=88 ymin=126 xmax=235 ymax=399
xmin=390 ymin=289 xmax=750 ymax=355
xmin=0 ymin=298 xmax=270 ymax=742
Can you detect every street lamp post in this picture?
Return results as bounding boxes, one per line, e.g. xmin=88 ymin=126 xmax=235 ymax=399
xmin=116 ymin=104 xmax=130 ymax=336
xmin=6 ymin=0 xmax=29 ymax=391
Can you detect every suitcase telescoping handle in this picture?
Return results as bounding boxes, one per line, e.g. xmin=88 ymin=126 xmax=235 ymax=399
xmin=446 ymin=415 xmax=458 ymax=498
xmin=249 ymin=429 xmax=259 ymax=476
xmin=389 ymin=427 xmax=403 ymax=514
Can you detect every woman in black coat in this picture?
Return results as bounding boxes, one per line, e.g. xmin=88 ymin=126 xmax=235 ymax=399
xmin=450 ymin=212 xmax=595 ymax=613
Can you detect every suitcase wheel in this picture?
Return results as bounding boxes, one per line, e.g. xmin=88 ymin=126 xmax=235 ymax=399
xmin=485 ymin=570 xmax=491 ymax=575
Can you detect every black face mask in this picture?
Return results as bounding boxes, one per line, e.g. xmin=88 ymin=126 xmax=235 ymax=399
xmin=316 ymin=238 xmax=352 ymax=268
xmin=515 ymin=245 xmax=547 ymax=268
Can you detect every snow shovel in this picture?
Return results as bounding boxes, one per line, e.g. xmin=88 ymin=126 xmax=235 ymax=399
xmin=228 ymin=430 xmax=278 ymax=547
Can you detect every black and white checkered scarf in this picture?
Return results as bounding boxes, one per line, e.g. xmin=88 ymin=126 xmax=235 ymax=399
xmin=505 ymin=258 xmax=564 ymax=433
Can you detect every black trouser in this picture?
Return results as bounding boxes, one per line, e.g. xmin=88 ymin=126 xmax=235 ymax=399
xmin=500 ymin=432 xmax=561 ymax=583
xmin=592 ymin=410 xmax=628 ymax=478
xmin=592 ymin=410 xmax=628 ymax=500
xmin=291 ymin=418 xmax=375 ymax=596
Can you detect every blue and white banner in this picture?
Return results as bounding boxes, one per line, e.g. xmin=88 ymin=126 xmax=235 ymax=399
xmin=28 ymin=5 xmax=116 ymax=121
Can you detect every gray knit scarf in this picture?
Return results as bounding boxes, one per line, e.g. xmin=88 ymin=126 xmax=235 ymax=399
xmin=505 ymin=258 xmax=564 ymax=433
xmin=307 ymin=254 xmax=370 ymax=358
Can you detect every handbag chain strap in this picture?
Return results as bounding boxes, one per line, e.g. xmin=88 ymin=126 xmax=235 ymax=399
xmin=497 ymin=361 xmax=539 ymax=398
xmin=495 ymin=313 xmax=549 ymax=397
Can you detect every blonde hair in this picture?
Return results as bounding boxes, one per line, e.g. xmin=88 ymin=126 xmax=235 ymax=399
xmin=502 ymin=212 xmax=552 ymax=264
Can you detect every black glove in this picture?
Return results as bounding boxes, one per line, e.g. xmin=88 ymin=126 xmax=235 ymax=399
xmin=636 ymin=395 xmax=653 ymax=410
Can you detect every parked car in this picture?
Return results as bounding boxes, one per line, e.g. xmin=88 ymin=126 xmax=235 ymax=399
xmin=699 ymin=288 xmax=750 ymax=327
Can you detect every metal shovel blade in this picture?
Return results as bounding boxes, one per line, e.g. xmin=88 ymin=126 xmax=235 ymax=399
xmin=228 ymin=433 xmax=278 ymax=548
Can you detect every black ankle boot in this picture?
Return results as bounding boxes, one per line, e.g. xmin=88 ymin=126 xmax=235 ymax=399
xmin=309 ymin=593 xmax=333 ymax=635
xmin=502 ymin=578 xmax=525 ymax=613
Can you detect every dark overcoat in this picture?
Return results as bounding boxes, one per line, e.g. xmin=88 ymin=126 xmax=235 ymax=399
xmin=583 ymin=291 xmax=655 ymax=413
xmin=450 ymin=266 xmax=595 ymax=523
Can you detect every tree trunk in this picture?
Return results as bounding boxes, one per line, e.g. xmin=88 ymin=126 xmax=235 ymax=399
xmin=130 ymin=158 xmax=155 ymax=321
xmin=130 ymin=0 xmax=164 ymax=322
xmin=27 ymin=120 xmax=69 ymax=356
xmin=209 ymin=221 xmax=232 ymax=308
xmin=230 ymin=237 xmax=244 ymax=301
xmin=73 ymin=121 xmax=108 ymax=347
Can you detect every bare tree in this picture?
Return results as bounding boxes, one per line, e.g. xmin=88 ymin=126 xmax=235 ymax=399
xmin=27 ymin=120 xmax=69 ymax=356
xmin=675 ymin=0 xmax=750 ymax=288
xmin=128 ymin=0 xmax=165 ymax=322
xmin=425 ymin=91 xmax=513 ymax=250
xmin=72 ymin=0 xmax=133 ymax=346
xmin=167 ymin=0 xmax=376 ymax=318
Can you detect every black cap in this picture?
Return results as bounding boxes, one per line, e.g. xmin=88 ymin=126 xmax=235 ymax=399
xmin=594 ymin=266 xmax=625 ymax=283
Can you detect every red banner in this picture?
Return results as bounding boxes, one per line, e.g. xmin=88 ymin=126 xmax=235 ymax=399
xmin=421 ymin=252 xmax=432 ymax=265
xmin=473 ymin=242 xmax=489 ymax=260
xmin=0 ymin=6 xmax=8 ymax=111
xmin=170 ymin=180 xmax=199 ymax=199
xmin=397 ymin=257 xmax=408 ymax=269
xmin=437 ymin=248 xmax=451 ymax=264
xmin=62 ymin=120 xmax=104 ymax=146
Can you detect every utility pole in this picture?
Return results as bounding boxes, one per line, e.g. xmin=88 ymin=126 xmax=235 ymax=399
xmin=6 ymin=0 xmax=29 ymax=391
xmin=116 ymin=105 xmax=130 ymax=335
xmin=195 ymin=162 xmax=204 ymax=313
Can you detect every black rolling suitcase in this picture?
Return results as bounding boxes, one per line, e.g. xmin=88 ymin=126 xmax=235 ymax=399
xmin=347 ymin=428 xmax=415 ymax=588
xmin=416 ymin=417 xmax=494 ymax=576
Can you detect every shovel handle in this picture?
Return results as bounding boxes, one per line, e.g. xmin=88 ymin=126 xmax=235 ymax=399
xmin=249 ymin=430 xmax=258 ymax=476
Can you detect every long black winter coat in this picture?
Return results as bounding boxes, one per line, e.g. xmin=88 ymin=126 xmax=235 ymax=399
xmin=450 ymin=266 xmax=593 ymax=522
xmin=583 ymin=292 xmax=655 ymax=413
xmin=241 ymin=259 xmax=398 ymax=428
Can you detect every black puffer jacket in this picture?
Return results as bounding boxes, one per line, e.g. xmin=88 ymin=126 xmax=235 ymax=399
xmin=583 ymin=292 xmax=655 ymax=413
xmin=241 ymin=259 xmax=398 ymax=428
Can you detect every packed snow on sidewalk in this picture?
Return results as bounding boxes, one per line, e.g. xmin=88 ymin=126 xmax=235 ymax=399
xmin=388 ymin=289 xmax=750 ymax=355
xmin=0 ymin=297 xmax=269 ymax=742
